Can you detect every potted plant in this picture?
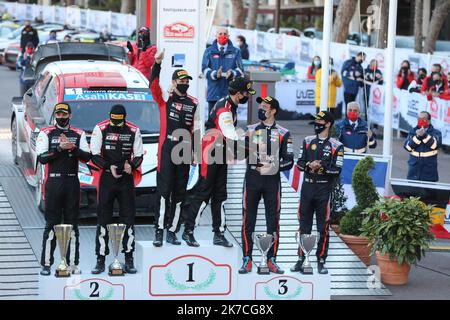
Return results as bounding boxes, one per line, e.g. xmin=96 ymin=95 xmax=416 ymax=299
xmin=330 ymin=177 xmax=347 ymax=235
xmin=360 ymin=197 xmax=435 ymax=285
xmin=339 ymin=156 xmax=379 ymax=266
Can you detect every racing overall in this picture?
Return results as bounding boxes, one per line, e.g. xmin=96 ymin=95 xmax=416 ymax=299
xmin=91 ymin=120 xmax=144 ymax=258
xmin=242 ymin=122 xmax=294 ymax=261
xmin=150 ymin=62 xmax=198 ymax=233
xmin=36 ymin=125 xmax=90 ymax=268
xmin=297 ymin=135 xmax=344 ymax=262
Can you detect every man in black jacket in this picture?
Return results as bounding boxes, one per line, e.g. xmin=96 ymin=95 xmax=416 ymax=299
xmin=20 ymin=21 xmax=39 ymax=53
xmin=291 ymin=111 xmax=344 ymax=275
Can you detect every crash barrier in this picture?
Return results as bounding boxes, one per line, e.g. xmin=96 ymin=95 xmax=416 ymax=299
xmin=0 ymin=1 xmax=135 ymax=36
xmin=39 ymin=241 xmax=331 ymax=300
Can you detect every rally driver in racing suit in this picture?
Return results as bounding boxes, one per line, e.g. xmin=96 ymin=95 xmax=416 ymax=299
xmin=90 ymin=105 xmax=144 ymax=275
xmin=150 ymin=49 xmax=198 ymax=247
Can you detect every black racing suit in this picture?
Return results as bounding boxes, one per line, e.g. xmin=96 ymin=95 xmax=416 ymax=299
xmin=150 ymin=62 xmax=198 ymax=233
xmin=297 ymin=135 xmax=344 ymax=262
xmin=242 ymin=122 xmax=294 ymax=260
xmin=184 ymin=96 xmax=242 ymax=233
xmin=36 ymin=125 xmax=90 ymax=267
xmin=90 ymin=120 xmax=144 ymax=258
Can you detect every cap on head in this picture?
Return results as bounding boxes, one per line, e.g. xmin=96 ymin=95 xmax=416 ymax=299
xmin=256 ymin=96 xmax=280 ymax=112
xmin=315 ymin=111 xmax=334 ymax=126
xmin=54 ymin=103 xmax=71 ymax=114
xmin=172 ymin=69 xmax=193 ymax=81
xmin=110 ymin=104 xmax=127 ymax=120
xmin=138 ymin=26 xmax=150 ymax=35
xmin=228 ymin=77 xmax=256 ymax=95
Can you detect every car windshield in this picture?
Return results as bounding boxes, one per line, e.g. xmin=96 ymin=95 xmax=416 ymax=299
xmin=67 ymin=100 xmax=160 ymax=134
xmin=8 ymin=28 xmax=21 ymax=40
xmin=0 ymin=26 xmax=17 ymax=39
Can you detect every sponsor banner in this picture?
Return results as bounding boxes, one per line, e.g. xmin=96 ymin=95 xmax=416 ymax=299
xmin=275 ymin=81 xmax=316 ymax=117
xmin=64 ymin=89 xmax=153 ymax=102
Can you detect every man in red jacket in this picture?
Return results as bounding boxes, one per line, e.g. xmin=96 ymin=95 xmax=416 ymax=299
xmin=127 ymin=26 xmax=157 ymax=80
xmin=421 ymin=64 xmax=449 ymax=94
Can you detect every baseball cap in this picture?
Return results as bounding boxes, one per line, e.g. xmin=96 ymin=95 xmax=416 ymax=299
xmin=172 ymin=69 xmax=193 ymax=80
xmin=256 ymin=96 xmax=280 ymax=111
xmin=54 ymin=103 xmax=71 ymax=114
xmin=229 ymin=77 xmax=256 ymax=95
xmin=315 ymin=111 xmax=334 ymax=125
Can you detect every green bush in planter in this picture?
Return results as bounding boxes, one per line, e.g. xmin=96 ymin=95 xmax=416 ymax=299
xmin=360 ymin=197 xmax=435 ymax=265
xmin=339 ymin=156 xmax=380 ymax=236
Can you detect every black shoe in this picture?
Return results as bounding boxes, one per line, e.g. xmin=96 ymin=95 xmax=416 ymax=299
xmin=318 ymin=259 xmax=328 ymax=274
xmin=153 ymin=229 xmax=164 ymax=247
xmin=213 ymin=232 xmax=233 ymax=248
xmin=182 ymin=230 xmax=200 ymax=247
xmin=91 ymin=256 xmax=105 ymax=275
xmin=166 ymin=231 xmax=181 ymax=245
xmin=40 ymin=266 xmax=51 ymax=276
xmin=124 ymin=255 xmax=137 ymax=274
xmin=290 ymin=258 xmax=305 ymax=273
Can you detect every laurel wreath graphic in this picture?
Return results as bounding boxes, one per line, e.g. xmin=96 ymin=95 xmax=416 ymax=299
xmin=165 ymin=269 xmax=216 ymax=291
xmin=263 ymin=285 xmax=303 ymax=300
xmin=74 ymin=286 xmax=114 ymax=300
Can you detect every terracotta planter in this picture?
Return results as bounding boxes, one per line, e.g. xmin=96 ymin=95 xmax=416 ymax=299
xmin=339 ymin=234 xmax=372 ymax=266
xmin=331 ymin=224 xmax=341 ymax=235
xmin=375 ymin=251 xmax=411 ymax=285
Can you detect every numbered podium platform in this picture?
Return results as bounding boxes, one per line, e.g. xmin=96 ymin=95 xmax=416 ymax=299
xmin=39 ymin=239 xmax=330 ymax=300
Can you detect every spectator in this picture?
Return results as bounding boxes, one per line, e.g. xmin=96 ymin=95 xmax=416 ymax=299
xmin=202 ymin=27 xmax=244 ymax=113
xmin=127 ymin=26 xmax=156 ymax=80
xmin=17 ymin=42 xmax=35 ymax=95
xmin=363 ymin=59 xmax=383 ymax=106
xmin=99 ymin=26 xmax=112 ymax=43
xmin=236 ymin=35 xmax=249 ymax=60
xmin=315 ymin=58 xmax=342 ymax=119
xmin=1 ymin=9 xmax=13 ymax=21
xmin=46 ymin=30 xmax=59 ymax=44
xmin=287 ymin=29 xmax=300 ymax=37
xmin=408 ymin=68 xmax=427 ymax=93
xmin=421 ymin=64 xmax=449 ymax=94
xmin=20 ymin=21 xmax=39 ymax=53
xmin=341 ymin=52 xmax=366 ymax=110
xmin=335 ymin=101 xmax=377 ymax=154
xmin=447 ymin=72 xmax=450 ymax=88
xmin=63 ymin=34 xmax=72 ymax=42
xmin=424 ymin=72 xmax=447 ymax=100
xmin=404 ymin=111 xmax=442 ymax=182
xmin=306 ymin=56 xmax=321 ymax=80
xmin=396 ymin=60 xmax=416 ymax=90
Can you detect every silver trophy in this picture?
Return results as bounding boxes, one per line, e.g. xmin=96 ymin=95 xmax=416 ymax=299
xmin=107 ymin=223 xmax=126 ymax=276
xmin=253 ymin=233 xmax=275 ymax=275
xmin=296 ymin=232 xmax=318 ymax=275
xmin=54 ymin=224 xmax=73 ymax=278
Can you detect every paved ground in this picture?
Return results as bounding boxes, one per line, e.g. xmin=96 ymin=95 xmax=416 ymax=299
xmin=0 ymin=65 xmax=449 ymax=299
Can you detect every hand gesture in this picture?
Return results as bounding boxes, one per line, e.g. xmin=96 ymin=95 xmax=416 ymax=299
xmin=59 ymin=134 xmax=75 ymax=150
xmin=124 ymin=161 xmax=132 ymax=175
xmin=217 ymin=66 xmax=223 ymax=79
xmin=155 ymin=49 xmax=165 ymax=64
xmin=308 ymin=160 xmax=322 ymax=172
xmin=416 ymin=127 xmax=425 ymax=137
xmin=257 ymin=161 xmax=273 ymax=175
xmin=110 ymin=165 xmax=122 ymax=179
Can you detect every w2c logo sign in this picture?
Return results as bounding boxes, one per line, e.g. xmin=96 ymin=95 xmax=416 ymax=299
xmin=254 ymin=276 xmax=314 ymax=300
xmin=64 ymin=279 xmax=125 ymax=300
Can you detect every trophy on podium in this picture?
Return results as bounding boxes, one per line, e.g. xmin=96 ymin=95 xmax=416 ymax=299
xmin=296 ymin=232 xmax=318 ymax=275
xmin=107 ymin=223 xmax=126 ymax=276
xmin=54 ymin=224 xmax=73 ymax=278
xmin=253 ymin=233 xmax=275 ymax=275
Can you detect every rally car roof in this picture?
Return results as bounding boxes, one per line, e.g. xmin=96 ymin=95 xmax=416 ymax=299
xmin=44 ymin=60 xmax=149 ymax=90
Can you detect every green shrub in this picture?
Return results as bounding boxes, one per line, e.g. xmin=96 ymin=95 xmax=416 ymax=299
xmin=339 ymin=205 xmax=363 ymax=235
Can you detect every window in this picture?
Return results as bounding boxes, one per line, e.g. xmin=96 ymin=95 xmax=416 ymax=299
xmin=34 ymin=72 xmax=52 ymax=101
xmin=41 ymin=77 xmax=57 ymax=124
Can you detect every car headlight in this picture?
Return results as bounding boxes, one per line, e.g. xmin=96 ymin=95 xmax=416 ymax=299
xmin=78 ymin=162 xmax=91 ymax=175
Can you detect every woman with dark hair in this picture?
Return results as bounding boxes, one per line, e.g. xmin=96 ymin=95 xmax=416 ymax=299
xmin=236 ymin=35 xmax=249 ymax=60
xmin=306 ymin=56 xmax=321 ymax=80
xmin=396 ymin=60 xmax=415 ymax=90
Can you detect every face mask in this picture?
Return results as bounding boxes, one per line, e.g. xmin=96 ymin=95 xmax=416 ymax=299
xmin=176 ymin=84 xmax=189 ymax=95
xmin=313 ymin=60 xmax=321 ymax=66
xmin=419 ymin=74 xmax=426 ymax=79
xmin=314 ymin=123 xmax=327 ymax=135
xmin=55 ymin=117 xmax=70 ymax=128
xmin=218 ymin=35 xmax=228 ymax=46
xmin=239 ymin=95 xmax=249 ymax=104
xmin=417 ymin=119 xmax=429 ymax=129
xmin=402 ymin=66 xmax=409 ymax=71
xmin=347 ymin=111 xmax=358 ymax=122
xmin=371 ymin=66 xmax=377 ymax=71
xmin=26 ymin=48 xmax=33 ymax=55
xmin=258 ymin=109 xmax=268 ymax=121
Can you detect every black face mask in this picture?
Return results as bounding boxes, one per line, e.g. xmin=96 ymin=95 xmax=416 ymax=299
xmin=177 ymin=84 xmax=189 ymax=95
xmin=239 ymin=95 xmax=249 ymax=104
xmin=258 ymin=109 xmax=268 ymax=121
xmin=314 ymin=123 xmax=327 ymax=135
xmin=55 ymin=117 xmax=70 ymax=128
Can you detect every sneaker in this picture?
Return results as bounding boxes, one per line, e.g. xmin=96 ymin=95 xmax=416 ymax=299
xmin=153 ymin=229 xmax=164 ymax=247
xmin=124 ymin=255 xmax=137 ymax=274
xmin=70 ymin=265 xmax=82 ymax=275
xmin=238 ymin=256 xmax=252 ymax=274
xmin=91 ymin=256 xmax=105 ymax=275
xmin=268 ymin=257 xmax=284 ymax=274
xmin=290 ymin=257 xmax=305 ymax=273
xmin=213 ymin=232 xmax=233 ymax=248
xmin=182 ymin=230 xmax=200 ymax=247
xmin=318 ymin=258 xmax=328 ymax=274
xmin=166 ymin=231 xmax=181 ymax=245
xmin=40 ymin=266 xmax=51 ymax=276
